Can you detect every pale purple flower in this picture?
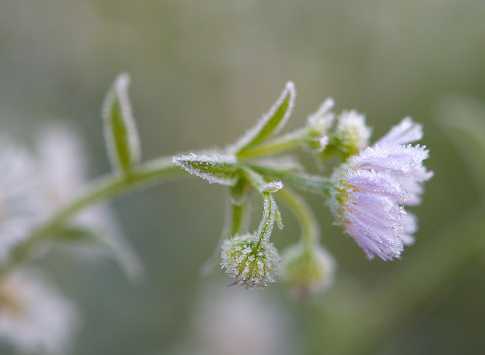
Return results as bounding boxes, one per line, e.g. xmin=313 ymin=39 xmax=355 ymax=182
xmin=330 ymin=118 xmax=433 ymax=260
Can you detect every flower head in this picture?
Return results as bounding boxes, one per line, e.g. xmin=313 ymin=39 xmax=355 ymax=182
xmin=281 ymin=243 xmax=336 ymax=299
xmin=0 ymin=271 xmax=79 ymax=355
xmin=330 ymin=118 xmax=433 ymax=260
xmin=221 ymin=234 xmax=280 ymax=289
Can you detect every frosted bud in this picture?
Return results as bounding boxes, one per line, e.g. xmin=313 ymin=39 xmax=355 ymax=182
xmin=325 ymin=110 xmax=371 ymax=160
xmin=221 ymin=234 xmax=280 ymax=289
xmin=304 ymin=98 xmax=335 ymax=153
xmin=281 ymin=243 xmax=336 ymax=299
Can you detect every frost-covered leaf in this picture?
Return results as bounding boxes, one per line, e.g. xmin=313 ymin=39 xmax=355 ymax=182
xmin=102 ymin=73 xmax=141 ymax=175
xmin=232 ymin=82 xmax=296 ymax=155
xmin=437 ymin=95 xmax=485 ymax=196
xmin=55 ymin=226 xmax=144 ymax=283
xmin=172 ymin=152 xmax=238 ymax=186
xmin=251 ymin=155 xmax=303 ymax=173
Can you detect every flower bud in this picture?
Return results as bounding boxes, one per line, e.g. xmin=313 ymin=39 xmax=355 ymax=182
xmin=325 ymin=110 xmax=371 ymax=160
xmin=281 ymin=243 xmax=336 ymax=299
xmin=221 ymin=234 xmax=280 ymax=289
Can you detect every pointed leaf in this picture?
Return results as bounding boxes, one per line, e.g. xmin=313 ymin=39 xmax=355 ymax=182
xmin=102 ymin=73 xmax=141 ymax=174
xmin=232 ymin=81 xmax=296 ymax=155
xmin=172 ymin=152 xmax=238 ymax=186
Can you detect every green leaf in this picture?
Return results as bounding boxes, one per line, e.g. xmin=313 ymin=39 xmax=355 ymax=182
xmin=102 ymin=73 xmax=141 ymax=175
xmin=232 ymin=81 xmax=296 ymax=155
xmin=55 ymin=226 xmax=145 ymax=283
xmin=172 ymin=151 xmax=238 ymax=186
xmin=437 ymin=95 xmax=485 ymax=196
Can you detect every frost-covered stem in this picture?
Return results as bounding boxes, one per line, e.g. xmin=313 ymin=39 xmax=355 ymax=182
xmin=0 ymin=157 xmax=183 ymax=279
xmin=323 ymin=203 xmax=485 ymax=354
xmin=278 ymin=187 xmax=319 ymax=251
xmin=236 ymin=129 xmax=306 ymax=160
xmin=248 ymin=164 xmax=333 ymax=195
xmin=239 ymin=167 xmax=277 ymax=249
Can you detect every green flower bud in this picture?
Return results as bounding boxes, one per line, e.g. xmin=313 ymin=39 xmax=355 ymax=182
xmin=221 ymin=234 xmax=280 ymax=289
xmin=281 ymin=243 xmax=336 ymax=299
xmin=325 ymin=110 xmax=371 ymax=160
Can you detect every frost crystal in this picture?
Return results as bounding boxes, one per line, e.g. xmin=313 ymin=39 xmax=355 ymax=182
xmin=0 ymin=271 xmax=79 ymax=355
xmin=330 ymin=118 xmax=433 ymax=260
xmin=221 ymin=234 xmax=280 ymax=289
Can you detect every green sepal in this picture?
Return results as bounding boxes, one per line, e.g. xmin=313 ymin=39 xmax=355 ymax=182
xmin=232 ymin=82 xmax=296 ymax=155
xmin=102 ymin=73 xmax=141 ymax=175
xmin=172 ymin=152 xmax=238 ymax=186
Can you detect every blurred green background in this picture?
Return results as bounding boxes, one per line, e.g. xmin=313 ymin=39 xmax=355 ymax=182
xmin=2 ymin=1 xmax=485 ymax=354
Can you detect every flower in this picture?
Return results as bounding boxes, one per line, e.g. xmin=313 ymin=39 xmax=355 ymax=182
xmin=330 ymin=118 xmax=433 ymax=260
xmin=0 ymin=271 xmax=79 ymax=355
xmin=0 ymin=140 xmax=44 ymax=264
xmin=36 ymin=124 xmax=118 ymax=231
xmin=36 ymin=124 xmax=143 ymax=280
xmin=221 ymin=234 xmax=280 ymax=289
xmin=281 ymin=243 xmax=336 ymax=299
xmin=179 ymin=281 xmax=294 ymax=355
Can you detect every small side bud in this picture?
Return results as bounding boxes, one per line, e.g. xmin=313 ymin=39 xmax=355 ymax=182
xmin=221 ymin=234 xmax=281 ymax=289
xmin=324 ymin=110 xmax=371 ymax=160
xmin=281 ymin=243 xmax=336 ymax=299
xmin=303 ymin=98 xmax=335 ymax=153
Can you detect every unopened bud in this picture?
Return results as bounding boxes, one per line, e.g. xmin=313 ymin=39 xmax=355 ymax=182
xmin=328 ymin=110 xmax=371 ymax=160
xmin=221 ymin=234 xmax=280 ymax=289
xmin=281 ymin=243 xmax=336 ymax=299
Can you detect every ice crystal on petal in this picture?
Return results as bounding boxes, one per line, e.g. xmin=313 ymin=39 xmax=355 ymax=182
xmin=221 ymin=234 xmax=280 ymax=289
xmin=376 ymin=117 xmax=423 ymax=147
xmin=0 ymin=271 xmax=79 ymax=355
xmin=330 ymin=117 xmax=432 ymax=260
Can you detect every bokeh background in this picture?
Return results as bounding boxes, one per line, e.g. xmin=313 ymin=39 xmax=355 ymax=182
xmin=2 ymin=1 xmax=485 ymax=354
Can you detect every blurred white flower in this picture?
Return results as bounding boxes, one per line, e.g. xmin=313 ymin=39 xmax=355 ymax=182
xmin=0 ymin=140 xmax=44 ymax=264
xmin=37 ymin=123 xmax=114 ymax=230
xmin=36 ymin=124 xmax=143 ymax=280
xmin=0 ymin=271 xmax=78 ymax=355
xmin=182 ymin=281 xmax=295 ymax=355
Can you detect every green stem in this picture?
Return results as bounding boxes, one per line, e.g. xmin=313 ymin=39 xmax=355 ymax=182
xmin=278 ymin=187 xmax=319 ymax=250
xmin=236 ymin=129 xmax=306 ymax=160
xmin=248 ymin=164 xmax=333 ymax=195
xmin=0 ymin=157 xmax=184 ymax=279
